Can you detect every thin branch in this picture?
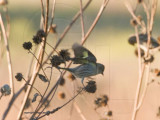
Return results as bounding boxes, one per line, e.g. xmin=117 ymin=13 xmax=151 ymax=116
xmin=48 ymin=0 xmax=56 ymax=33
xmin=4 ymin=6 xmax=10 ymax=38
xmin=17 ymin=0 xmax=50 ymax=118
xmin=40 ymin=0 xmax=45 ymax=28
xmin=82 ymin=0 xmax=109 ymax=45
xmin=0 ymin=14 xmax=14 ymax=96
xmin=80 ymin=0 xmax=85 ymax=39
xmin=136 ymin=63 xmax=151 ymax=110
xmin=125 ymin=2 xmax=146 ymax=32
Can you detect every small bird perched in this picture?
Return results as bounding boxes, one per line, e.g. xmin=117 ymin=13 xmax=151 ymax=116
xmin=128 ymin=33 xmax=159 ymax=49
xmin=57 ymin=43 xmax=105 ymax=86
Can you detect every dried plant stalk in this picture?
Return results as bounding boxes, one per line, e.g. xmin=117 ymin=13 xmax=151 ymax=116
xmin=0 ymin=14 xmax=14 ymax=97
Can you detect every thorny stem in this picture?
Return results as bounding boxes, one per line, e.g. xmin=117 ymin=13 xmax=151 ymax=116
xmin=0 ymin=14 xmax=14 ymax=97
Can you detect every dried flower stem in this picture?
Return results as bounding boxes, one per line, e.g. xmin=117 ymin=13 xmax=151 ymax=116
xmin=37 ymin=88 xmax=84 ymax=119
xmin=136 ymin=63 xmax=151 ymax=110
xmin=130 ymin=1 xmax=158 ymax=120
xmin=0 ymin=14 xmax=14 ymax=96
xmin=48 ymin=0 xmax=56 ymax=33
xmin=80 ymin=0 xmax=85 ymax=39
xmin=82 ymin=0 xmax=109 ymax=45
xmin=17 ymin=0 xmax=50 ymax=119
xmin=40 ymin=0 xmax=45 ymax=28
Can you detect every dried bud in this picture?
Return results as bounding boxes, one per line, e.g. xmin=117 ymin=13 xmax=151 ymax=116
xmin=15 ymin=73 xmax=23 ymax=81
xmin=138 ymin=0 xmax=143 ymax=3
xmin=59 ymin=49 xmax=70 ymax=61
xmin=38 ymin=74 xmax=48 ymax=82
xmin=94 ymin=95 xmax=109 ymax=108
xmin=36 ymin=29 xmax=46 ymax=38
xmin=130 ymin=19 xmax=137 ymax=26
xmin=107 ymin=110 xmax=113 ymax=117
xmin=134 ymin=48 xmax=145 ymax=57
xmin=58 ymin=92 xmax=65 ymax=99
xmin=68 ymin=73 xmax=76 ymax=81
xmin=32 ymin=35 xmax=42 ymax=45
xmin=154 ymin=69 xmax=160 ymax=76
xmin=50 ymin=55 xmax=64 ymax=67
xmin=59 ymin=77 xmax=65 ymax=86
xmin=49 ymin=24 xmax=57 ymax=34
xmin=23 ymin=42 xmax=32 ymax=50
xmin=144 ymin=55 xmax=154 ymax=63
xmin=85 ymin=81 xmax=96 ymax=93
xmin=0 ymin=84 xmax=11 ymax=96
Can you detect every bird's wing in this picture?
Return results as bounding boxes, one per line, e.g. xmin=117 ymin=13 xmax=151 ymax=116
xmin=72 ymin=43 xmax=97 ymax=64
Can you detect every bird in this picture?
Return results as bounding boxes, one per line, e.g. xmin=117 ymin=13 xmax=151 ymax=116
xmin=69 ymin=43 xmax=97 ymax=64
xmin=57 ymin=43 xmax=105 ymax=86
xmin=128 ymin=33 xmax=159 ymax=49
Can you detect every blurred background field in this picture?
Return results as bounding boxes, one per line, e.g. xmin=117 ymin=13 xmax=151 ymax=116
xmin=1 ymin=0 xmax=160 ymax=120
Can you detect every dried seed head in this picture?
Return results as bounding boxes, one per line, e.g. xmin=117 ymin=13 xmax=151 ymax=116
xmin=59 ymin=49 xmax=70 ymax=61
xmin=50 ymin=55 xmax=65 ymax=67
xmin=144 ymin=55 xmax=154 ymax=63
xmin=0 ymin=84 xmax=11 ymax=96
xmin=107 ymin=110 xmax=113 ymax=117
xmin=58 ymin=92 xmax=65 ymax=99
xmin=15 ymin=73 xmax=23 ymax=81
xmin=85 ymin=80 xmax=96 ymax=93
xmin=36 ymin=29 xmax=46 ymax=38
xmin=32 ymin=35 xmax=42 ymax=45
xmin=128 ymin=35 xmax=137 ymax=46
xmin=94 ymin=95 xmax=109 ymax=108
xmin=49 ymin=24 xmax=57 ymax=34
xmin=134 ymin=48 xmax=145 ymax=57
xmin=138 ymin=0 xmax=143 ymax=3
xmin=68 ymin=73 xmax=76 ymax=81
xmin=59 ymin=77 xmax=65 ymax=86
xmin=154 ymin=69 xmax=160 ymax=76
xmin=23 ymin=42 xmax=32 ymax=50
xmin=130 ymin=19 xmax=137 ymax=26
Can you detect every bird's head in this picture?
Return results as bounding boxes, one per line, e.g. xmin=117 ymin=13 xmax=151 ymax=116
xmin=97 ymin=63 xmax=105 ymax=75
